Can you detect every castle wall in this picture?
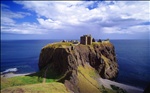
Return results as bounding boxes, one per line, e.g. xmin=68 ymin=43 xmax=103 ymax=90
xmin=80 ymin=35 xmax=92 ymax=45
xmin=80 ymin=36 xmax=87 ymax=45
xmin=87 ymin=36 xmax=92 ymax=45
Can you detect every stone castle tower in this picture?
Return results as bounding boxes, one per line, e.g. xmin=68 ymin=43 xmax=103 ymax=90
xmin=80 ymin=35 xmax=92 ymax=45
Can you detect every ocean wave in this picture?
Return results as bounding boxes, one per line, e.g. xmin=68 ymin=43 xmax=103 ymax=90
xmin=1 ymin=68 xmax=18 ymax=74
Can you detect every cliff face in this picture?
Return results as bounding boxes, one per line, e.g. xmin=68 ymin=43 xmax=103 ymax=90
xmin=38 ymin=41 xmax=118 ymax=93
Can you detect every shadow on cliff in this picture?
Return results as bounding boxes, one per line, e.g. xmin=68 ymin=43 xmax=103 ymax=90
xmin=143 ymin=83 xmax=150 ymax=93
xmin=25 ymin=70 xmax=61 ymax=81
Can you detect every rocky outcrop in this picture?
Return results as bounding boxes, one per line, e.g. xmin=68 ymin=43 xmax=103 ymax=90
xmin=38 ymin=41 xmax=118 ymax=92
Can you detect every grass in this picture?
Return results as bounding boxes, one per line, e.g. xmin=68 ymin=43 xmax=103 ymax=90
xmin=110 ymin=85 xmax=127 ymax=93
xmin=77 ymin=64 xmax=101 ymax=93
xmin=77 ymin=64 xmax=114 ymax=93
xmin=1 ymin=65 xmax=69 ymax=92
xmin=1 ymin=82 xmax=69 ymax=93
xmin=77 ymin=72 xmax=101 ymax=93
xmin=102 ymin=41 xmax=112 ymax=47
xmin=91 ymin=41 xmax=111 ymax=46
xmin=1 ymin=68 xmax=59 ymax=90
xmin=43 ymin=42 xmax=74 ymax=49
xmin=42 ymin=40 xmax=111 ymax=49
xmin=101 ymin=85 xmax=116 ymax=93
xmin=78 ymin=64 xmax=99 ymax=78
xmin=77 ymin=64 xmax=117 ymax=93
xmin=1 ymin=63 xmax=69 ymax=90
xmin=92 ymin=42 xmax=101 ymax=46
xmin=1 ymin=75 xmax=41 ymax=90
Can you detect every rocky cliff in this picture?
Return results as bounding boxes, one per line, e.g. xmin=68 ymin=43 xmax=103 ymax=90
xmin=38 ymin=41 xmax=118 ymax=93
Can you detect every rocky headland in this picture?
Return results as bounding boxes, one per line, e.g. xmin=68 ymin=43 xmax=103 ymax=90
xmin=38 ymin=40 xmax=119 ymax=93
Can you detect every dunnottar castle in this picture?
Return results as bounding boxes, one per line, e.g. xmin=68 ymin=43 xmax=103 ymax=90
xmin=80 ymin=35 xmax=92 ymax=45
xmin=62 ymin=34 xmax=105 ymax=45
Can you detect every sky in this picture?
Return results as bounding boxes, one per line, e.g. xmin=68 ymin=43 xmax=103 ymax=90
xmin=1 ymin=1 xmax=150 ymax=40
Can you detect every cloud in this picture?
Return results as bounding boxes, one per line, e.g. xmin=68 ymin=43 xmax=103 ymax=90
xmin=1 ymin=4 xmax=31 ymax=24
xmin=102 ymin=25 xmax=149 ymax=34
xmin=1 ymin=1 xmax=150 ymax=38
xmin=37 ymin=18 xmax=63 ymax=29
xmin=1 ymin=4 xmax=47 ymax=34
xmin=1 ymin=22 xmax=48 ymax=34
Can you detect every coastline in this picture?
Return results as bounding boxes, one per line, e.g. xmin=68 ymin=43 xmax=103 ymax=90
xmin=1 ymin=72 xmax=35 ymax=78
xmin=1 ymin=72 xmax=144 ymax=93
xmin=99 ymin=78 xmax=144 ymax=93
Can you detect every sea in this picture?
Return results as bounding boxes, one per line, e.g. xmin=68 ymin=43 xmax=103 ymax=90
xmin=1 ymin=39 xmax=150 ymax=89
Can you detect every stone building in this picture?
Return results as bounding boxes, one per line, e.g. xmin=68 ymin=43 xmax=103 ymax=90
xmin=80 ymin=35 xmax=92 ymax=45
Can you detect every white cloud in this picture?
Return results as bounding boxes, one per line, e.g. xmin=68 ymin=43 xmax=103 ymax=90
xmin=127 ymin=25 xmax=150 ymax=33
xmin=102 ymin=26 xmax=134 ymax=34
xmin=102 ymin=25 xmax=149 ymax=34
xmin=1 ymin=4 xmax=31 ymax=21
xmin=1 ymin=3 xmax=30 ymax=25
xmin=37 ymin=18 xmax=63 ymax=29
xmin=1 ymin=4 xmax=47 ymax=34
xmin=109 ymin=1 xmax=150 ymax=21
xmin=2 ymin=22 xmax=48 ymax=34
xmin=1 ymin=1 xmax=150 ymax=37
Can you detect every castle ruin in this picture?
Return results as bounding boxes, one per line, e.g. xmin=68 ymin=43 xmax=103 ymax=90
xmin=80 ymin=35 xmax=92 ymax=45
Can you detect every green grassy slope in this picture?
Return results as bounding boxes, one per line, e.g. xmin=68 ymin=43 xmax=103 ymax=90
xmin=77 ymin=64 xmax=116 ymax=93
xmin=1 ymin=82 xmax=69 ymax=93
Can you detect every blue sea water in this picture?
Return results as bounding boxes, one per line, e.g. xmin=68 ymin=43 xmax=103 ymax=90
xmin=1 ymin=39 xmax=150 ymax=89
xmin=110 ymin=40 xmax=150 ymax=89
xmin=1 ymin=40 xmax=60 ymax=73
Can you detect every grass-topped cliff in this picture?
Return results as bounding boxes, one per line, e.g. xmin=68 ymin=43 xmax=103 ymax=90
xmin=1 ymin=40 xmax=120 ymax=93
xmin=39 ymin=41 xmax=118 ymax=79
